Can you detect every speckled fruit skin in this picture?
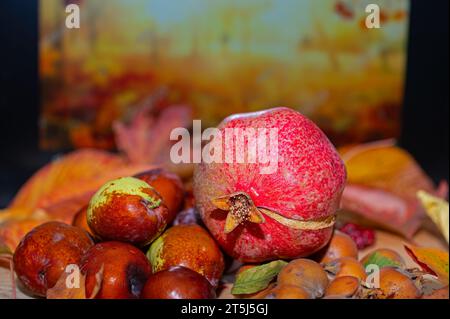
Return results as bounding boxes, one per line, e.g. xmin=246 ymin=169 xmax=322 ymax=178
xmin=87 ymin=177 xmax=170 ymax=246
xmin=193 ymin=107 xmax=346 ymax=262
xmin=80 ymin=241 xmax=152 ymax=299
xmin=141 ymin=266 xmax=216 ymax=299
xmin=147 ymin=224 xmax=224 ymax=287
xmin=13 ymin=221 xmax=93 ymax=297
xmin=134 ymin=168 xmax=184 ymax=223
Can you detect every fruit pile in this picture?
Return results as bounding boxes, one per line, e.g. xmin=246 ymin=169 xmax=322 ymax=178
xmin=233 ymin=231 xmax=448 ymax=299
xmin=2 ymin=107 xmax=448 ymax=299
xmin=13 ymin=170 xmax=224 ymax=299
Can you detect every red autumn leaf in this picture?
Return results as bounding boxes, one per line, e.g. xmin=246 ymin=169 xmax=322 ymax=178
xmin=114 ymin=104 xmax=192 ymax=165
xmin=339 ymin=140 xmax=448 ymax=238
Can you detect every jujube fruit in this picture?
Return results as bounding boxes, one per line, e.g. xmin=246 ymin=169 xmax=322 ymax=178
xmin=87 ymin=177 xmax=170 ymax=246
xmin=147 ymin=224 xmax=224 ymax=287
xmin=141 ymin=266 xmax=215 ymax=299
xmin=277 ymin=258 xmax=329 ymax=298
xmin=80 ymin=241 xmax=152 ymax=299
xmin=134 ymin=168 xmax=184 ymax=223
xmin=13 ymin=221 xmax=93 ymax=297
xmin=72 ymin=205 xmax=95 ymax=238
xmin=194 ymin=107 xmax=346 ymax=262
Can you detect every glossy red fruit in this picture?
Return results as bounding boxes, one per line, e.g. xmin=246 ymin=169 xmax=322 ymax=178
xmin=13 ymin=221 xmax=93 ymax=296
xmin=72 ymin=205 xmax=95 ymax=238
xmin=194 ymin=107 xmax=346 ymax=262
xmin=87 ymin=177 xmax=170 ymax=246
xmin=134 ymin=168 xmax=184 ymax=223
xmin=141 ymin=266 xmax=215 ymax=299
xmin=147 ymin=224 xmax=224 ymax=287
xmin=81 ymin=241 xmax=152 ymax=299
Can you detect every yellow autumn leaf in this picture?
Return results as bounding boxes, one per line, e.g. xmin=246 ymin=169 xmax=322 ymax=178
xmin=339 ymin=141 xmax=435 ymax=200
xmin=417 ymin=191 xmax=449 ymax=243
xmin=405 ymin=245 xmax=449 ymax=285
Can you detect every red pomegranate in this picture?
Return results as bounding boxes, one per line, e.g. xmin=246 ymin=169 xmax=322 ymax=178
xmin=193 ymin=107 xmax=346 ymax=262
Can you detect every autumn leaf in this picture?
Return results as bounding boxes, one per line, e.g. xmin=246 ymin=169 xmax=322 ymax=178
xmin=6 ymin=149 xmax=125 ymax=214
xmin=417 ymin=191 xmax=449 ymax=243
xmin=114 ymin=104 xmax=192 ymax=165
xmin=231 ymin=260 xmax=287 ymax=295
xmin=339 ymin=140 xmax=447 ymax=238
xmin=7 ymin=151 xmax=152 ymax=216
xmin=340 ymin=140 xmax=435 ymax=199
xmin=0 ymin=149 xmax=153 ymax=252
xmin=405 ymin=245 xmax=449 ymax=285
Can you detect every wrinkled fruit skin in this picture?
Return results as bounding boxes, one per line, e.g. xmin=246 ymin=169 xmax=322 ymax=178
xmin=80 ymin=241 xmax=152 ymax=299
xmin=87 ymin=177 xmax=170 ymax=246
xmin=13 ymin=221 xmax=93 ymax=297
xmin=141 ymin=266 xmax=216 ymax=299
xmin=135 ymin=168 xmax=184 ymax=223
xmin=194 ymin=107 xmax=346 ymax=262
xmin=147 ymin=224 xmax=224 ymax=287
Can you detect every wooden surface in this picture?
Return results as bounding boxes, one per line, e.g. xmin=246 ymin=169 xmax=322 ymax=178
xmin=0 ymin=229 xmax=447 ymax=299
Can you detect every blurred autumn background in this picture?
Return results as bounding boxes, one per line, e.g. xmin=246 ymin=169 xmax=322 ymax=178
xmin=0 ymin=0 xmax=448 ymax=240
xmin=40 ymin=0 xmax=409 ymax=150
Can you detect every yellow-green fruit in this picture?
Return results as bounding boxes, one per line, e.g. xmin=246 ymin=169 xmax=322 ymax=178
xmin=147 ymin=224 xmax=224 ymax=287
xmin=87 ymin=177 xmax=169 ymax=246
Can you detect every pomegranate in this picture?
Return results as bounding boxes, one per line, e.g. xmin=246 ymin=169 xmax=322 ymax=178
xmin=193 ymin=107 xmax=346 ymax=262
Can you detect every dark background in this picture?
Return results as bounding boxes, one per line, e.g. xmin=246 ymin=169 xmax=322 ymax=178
xmin=0 ymin=0 xmax=448 ymax=208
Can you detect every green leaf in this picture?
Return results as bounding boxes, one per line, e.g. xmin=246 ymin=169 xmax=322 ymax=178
xmin=362 ymin=251 xmax=402 ymax=269
xmin=231 ymin=260 xmax=288 ymax=295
